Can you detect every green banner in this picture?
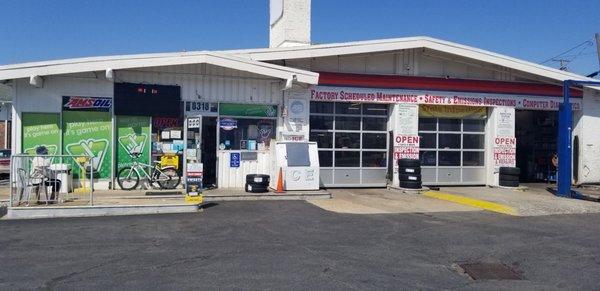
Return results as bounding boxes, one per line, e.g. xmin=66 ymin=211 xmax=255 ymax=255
xmin=116 ymin=116 xmax=150 ymax=170
xmin=219 ymin=103 xmax=277 ymax=117
xmin=62 ymin=111 xmax=112 ymax=179
xmin=22 ymin=113 xmax=61 ymax=156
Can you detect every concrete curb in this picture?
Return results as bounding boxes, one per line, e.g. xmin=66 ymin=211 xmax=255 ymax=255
xmin=203 ymin=192 xmax=332 ymax=201
xmin=4 ymin=204 xmax=200 ymax=220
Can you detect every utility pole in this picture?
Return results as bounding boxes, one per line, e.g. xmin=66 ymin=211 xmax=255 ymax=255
xmin=553 ymin=59 xmax=570 ymax=71
xmin=595 ymin=33 xmax=600 ymax=74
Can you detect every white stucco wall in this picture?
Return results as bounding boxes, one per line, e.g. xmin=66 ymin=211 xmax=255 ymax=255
xmin=573 ymin=88 xmax=600 ymax=184
xmin=12 ymin=74 xmax=114 ymax=154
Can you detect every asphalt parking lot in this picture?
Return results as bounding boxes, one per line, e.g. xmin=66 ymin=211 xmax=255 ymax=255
xmin=2 ymin=200 xmax=600 ymax=289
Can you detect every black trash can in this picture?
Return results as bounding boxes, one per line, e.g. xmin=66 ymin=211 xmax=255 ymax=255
xmin=499 ymin=167 xmax=520 ymax=187
xmin=245 ymin=174 xmax=270 ymax=193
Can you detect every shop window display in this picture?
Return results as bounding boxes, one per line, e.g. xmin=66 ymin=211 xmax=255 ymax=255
xmin=219 ymin=119 xmax=275 ymax=150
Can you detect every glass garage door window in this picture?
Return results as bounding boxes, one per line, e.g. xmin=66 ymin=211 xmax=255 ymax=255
xmin=418 ymin=117 xmax=486 ymax=184
xmin=309 ymin=102 xmax=389 ymax=186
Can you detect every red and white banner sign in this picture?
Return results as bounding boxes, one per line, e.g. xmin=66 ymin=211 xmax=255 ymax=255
xmin=310 ymin=86 xmax=581 ymax=111
xmin=394 ymin=135 xmax=420 ymax=160
xmin=493 ymin=137 xmax=516 ymax=167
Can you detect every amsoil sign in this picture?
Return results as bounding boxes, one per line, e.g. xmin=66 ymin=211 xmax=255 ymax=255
xmin=310 ymin=86 xmax=581 ymax=111
xmin=62 ymin=96 xmax=112 ymax=111
xmin=493 ymin=137 xmax=516 ymax=167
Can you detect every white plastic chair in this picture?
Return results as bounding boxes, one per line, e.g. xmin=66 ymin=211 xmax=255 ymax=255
xmin=16 ymin=168 xmax=49 ymax=206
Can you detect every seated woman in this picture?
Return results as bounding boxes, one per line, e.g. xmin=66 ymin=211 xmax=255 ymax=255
xmin=31 ymin=146 xmax=61 ymax=204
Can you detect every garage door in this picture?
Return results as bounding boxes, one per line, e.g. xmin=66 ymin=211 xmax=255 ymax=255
xmin=418 ymin=117 xmax=486 ymax=185
xmin=309 ymin=102 xmax=389 ymax=187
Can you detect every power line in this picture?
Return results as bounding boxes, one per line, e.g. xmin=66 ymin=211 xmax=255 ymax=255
xmin=539 ymin=39 xmax=594 ymax=65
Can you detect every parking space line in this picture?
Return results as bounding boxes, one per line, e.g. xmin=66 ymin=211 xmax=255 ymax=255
xmin=423 ymin=191 xmax=518 ymax=216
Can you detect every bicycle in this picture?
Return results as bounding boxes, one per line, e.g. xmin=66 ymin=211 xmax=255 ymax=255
xmin=116 ymin=152 xmax=181 ymax=190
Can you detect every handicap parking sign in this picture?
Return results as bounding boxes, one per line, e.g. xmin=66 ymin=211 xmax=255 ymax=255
xmin=230 ymin=152 xmax=240 ymax=168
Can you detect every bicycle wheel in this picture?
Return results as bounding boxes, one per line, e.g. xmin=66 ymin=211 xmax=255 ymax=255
xmin=155 ymin=168 xmax=181 ymax=189
xmin=117 ymin=167 xmax=140 ymax=190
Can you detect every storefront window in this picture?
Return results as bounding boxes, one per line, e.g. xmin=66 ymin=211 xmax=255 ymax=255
xmin=335 ymin=151 xmax=360 ymax=167
xmin=463 ymin=151 xmax=484 ymax=166
xmin=418 ymin=117 xmax=486 ymax=169
xmin=335 ymin=116 xmax=360 ymax=130
xmin=463 ymin=134 xmax=485 ymax=149
xmin=420 ymin=151 xmax=437 ymax=166
xmin=419 ymin=118 xmax=437 ymax=131
xmin=335 ymin=132 xmax=360 ymax=149
xmin=439 ymin=134 xmax=461 ymax=149
xmin=362 ymin=151 xmax=387 ymax=167
xmin=310 ymin=101 xmax=389 ymax=185
xmin=362 ymin=117 xmax=387 ymax=131
xmin=362 ymin=104 xmax=388 ymax=116
xmin=318 ymin=151 xmax=333 ymax=167
xmin=463 ymin=119 xmax=486 ymax=132
xmin=439 ymin=151 xmax=461 ymax=166
xmin=310 ymin=102 xmax=334 ymax=114
xmin=362 ymin=133 xmax=387 ymax=149
xmin=219 ymin=118 xmax=275 ymax=150
xmin=419 ymin=133 xmax=437 ymax=149
xmin=309 ymin=132 xmax=333 ymax=149
xmin=310 ymin=116 xmax=333 ymax=130
xmin=335 ymin=103 xmax=361 ymax=114
xmin=439 ymin=119 xmax=461 ymax=131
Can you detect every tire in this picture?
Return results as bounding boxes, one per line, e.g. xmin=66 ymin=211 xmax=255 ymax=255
xmin=399 ymin=174 xmax=421 ymax=182
xmin=499 ymin=167 xmax=520 ymax=176
xmin=499 ymin=179 xmax=519 ymax=187
xmin=398 ymin=158 xmax=420 ymax=168
xmin=499 ymin=174 xmax=519 ymax=182
xmin=245 ymin=183 xmax=268 ymax=193
xmin=156 ymin=168 xmax=181 ymax=189
xmin=246 ymin=174 xmax=270 ymax=185
xmin=117 ymin=167 xmax=140 ymax=190
xmin=398 ymin=167 xmax=421 ymax=175
xmin=400 ymin=180 xmax=422 ymax=189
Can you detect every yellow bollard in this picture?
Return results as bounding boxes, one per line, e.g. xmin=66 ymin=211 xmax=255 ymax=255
xmin=74 ymin=156 xmax=91 ymax=194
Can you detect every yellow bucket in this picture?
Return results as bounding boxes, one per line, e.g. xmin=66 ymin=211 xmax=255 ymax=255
xmin=160 ymin=154 xmax=179 ymax=169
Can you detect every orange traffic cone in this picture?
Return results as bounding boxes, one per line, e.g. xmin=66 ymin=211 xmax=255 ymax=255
xmin=275 ymin=167 xmax=285 ymax=193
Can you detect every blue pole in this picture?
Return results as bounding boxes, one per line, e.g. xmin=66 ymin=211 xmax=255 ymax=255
xmin=557 ymin=80 xmax=572 ymax=197
xmin=556 ymin=80 xmax=600 ymax=198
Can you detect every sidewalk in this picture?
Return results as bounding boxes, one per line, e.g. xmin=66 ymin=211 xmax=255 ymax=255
xmin=0 ymin=185 xmax=332 ymax=219
xmin=309 ymin=188 xmax=481 ymax=214
xmin=434 ymin=183 xmax=600 ymax=216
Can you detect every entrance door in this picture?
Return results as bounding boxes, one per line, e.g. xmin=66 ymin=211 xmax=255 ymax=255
xmin=202 ymin=117 xmax=217 ymax=187
xmin=515 ymin=110 xmax=558 ymax=182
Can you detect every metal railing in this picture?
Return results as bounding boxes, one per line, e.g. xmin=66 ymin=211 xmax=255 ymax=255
xmin=9 ymin=154 xmax=94 ymax=207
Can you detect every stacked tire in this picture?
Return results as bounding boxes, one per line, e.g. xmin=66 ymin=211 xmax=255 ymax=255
xmin=499 ymin=167 xmax=520 ymax=187
xmin=245 ymin=174 xmax=270 ymax=193
xmin=398 ymin=159 xmax=422 ymax=189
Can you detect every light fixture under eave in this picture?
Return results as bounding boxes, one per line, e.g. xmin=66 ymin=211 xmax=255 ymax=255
xmin=283 ymin=74 xmax=297 ymax=90
xmin=29 ymin=75 xmax=43 ymax=88
xmin=105 ymin=69 xmax=114 ymax=81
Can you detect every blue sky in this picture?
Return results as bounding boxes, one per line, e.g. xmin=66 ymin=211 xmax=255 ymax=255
xmin=1 ymin=0 xmax=599 ymax=76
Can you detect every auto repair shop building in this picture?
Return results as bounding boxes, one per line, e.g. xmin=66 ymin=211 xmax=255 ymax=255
xmin=0 ymin=0 xmax=599 ymax=190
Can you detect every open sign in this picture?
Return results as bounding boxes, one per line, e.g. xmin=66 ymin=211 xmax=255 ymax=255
xmin=395 ymin=135 xmax=420 ymax=145
xmin=494 ymin=137 xmax=516 ymax=145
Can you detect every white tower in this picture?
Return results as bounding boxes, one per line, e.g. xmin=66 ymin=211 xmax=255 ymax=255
xmin=269 ymin=0 xmax=311 ymax=48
